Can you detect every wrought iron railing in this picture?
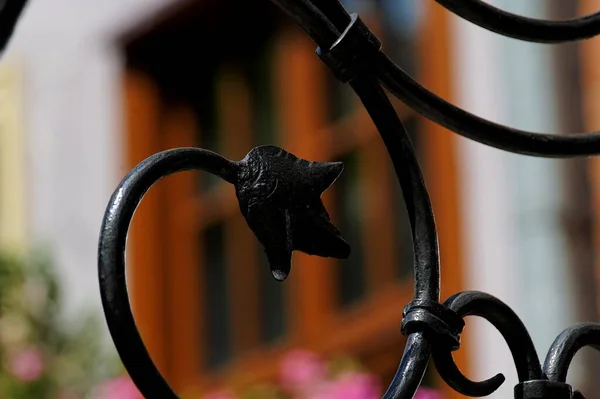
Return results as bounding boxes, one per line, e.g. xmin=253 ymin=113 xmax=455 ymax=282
xmin=3 ymin=0 xmax=600 ymax=398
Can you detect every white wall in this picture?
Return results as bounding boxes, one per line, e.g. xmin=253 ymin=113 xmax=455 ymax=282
xmin=2 ymin=0 xmax=175 ymax=320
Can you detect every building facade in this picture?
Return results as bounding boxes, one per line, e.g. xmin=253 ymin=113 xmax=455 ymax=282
xmin=2 ymin=0 xmax=599 ymax=397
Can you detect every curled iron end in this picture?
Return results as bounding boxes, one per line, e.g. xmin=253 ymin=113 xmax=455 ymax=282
xmin=234 ymin=145 xmax=350 ymax=281
xmin=429 ymin=290 xmax=543 ymax=398
xmin=433 ymin=349 xmax=505 ymax=397
xmin=544 ymin=323 xmax=600 ymax=384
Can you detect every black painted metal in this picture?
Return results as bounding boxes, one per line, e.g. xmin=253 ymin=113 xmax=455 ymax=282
xmin=235 ymin=146 xmax=351 ymax=281
xmin=91 ymin=1 xmax=600 ymax=398
xmin=3 ymin=0 xmax=600 ymax=398
xmin=99 ymin=148 xmax=236 ymax=398
xmin=433 ymin=291 xmax=541 ymax=397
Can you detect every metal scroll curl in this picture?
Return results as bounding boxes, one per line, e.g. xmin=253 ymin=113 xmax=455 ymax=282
xmin=98 ymin=149 xmax=238 ymax=399
xmin=544 ymin=323 xmax=600 ymax=386
xmin=432 ymin=291 xmax=542 ymax=397
xmin=349 ymin=77 xmax=440 ymax=399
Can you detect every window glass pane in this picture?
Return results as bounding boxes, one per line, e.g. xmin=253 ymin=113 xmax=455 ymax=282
xmin=257 ymin=248 xmax=287 ymax=343
xmin=336 ymin=151 xmax=367 ymax=307
xmin=202 ymin=223 xmax=231 ymax=368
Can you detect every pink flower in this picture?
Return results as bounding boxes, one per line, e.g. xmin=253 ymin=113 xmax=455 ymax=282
xmin=97 ymin=376 xmax=142 ymax=399
xmin=10 ymin=348 xmax=44 ymax=381
xmin=203 ymin=389 xmax=237 ymax=399
xmin=279 ymin=350 xmax=327 ymax=391
xmin=327 ymin=371 xmax=381 ymax=399
xmin=414 ymin=387 xmax=446 ymax=399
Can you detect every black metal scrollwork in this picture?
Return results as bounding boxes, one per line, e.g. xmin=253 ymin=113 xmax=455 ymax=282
xmin=98 ymin=147 xmax=354 ymax=398
xmin=2 ymin=0 xmax=600 ymax=398
xmin=432 ymin=291 xmax=542 ymax=397
xmin=88 ymin=0 xmax=600 ymax=398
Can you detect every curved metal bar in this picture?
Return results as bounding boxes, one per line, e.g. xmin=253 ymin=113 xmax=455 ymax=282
xmin=98 ymin=148 xmax=238 ymax=399
xmin=544 ymin=323 xmax=600 ymax=383
xmin=350 ymin=77 xmax=440 ymax=398
xmin=278 ymin=0 xmax=600 ymax=159
xmin=350 ymin=78 xmax=440 ymax=302
xmin=431 ymin=291 xmax=542 ymax=396
xmin=383 ymin=334 xmax=431 ymax=399
xmin=445 ymin=291 xmax=543 ymax=380
xmin=276 ymin=1 xmax=443 ymax=397
xmin=432 ymin=350 xmax=505 ymax=397
xmin=375 ymin=52 xmax=600 ymax=158
xmin=433 ymin=0 xmax=600 ymax=44
xmin=0 ymin=0 xmax=29 ymax=54
xmin=275 ymin=0 xmax=441 ymax=302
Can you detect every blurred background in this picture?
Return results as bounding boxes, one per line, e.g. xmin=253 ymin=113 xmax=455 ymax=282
xmin=1 ymin=0 xmax=600 ymax=398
